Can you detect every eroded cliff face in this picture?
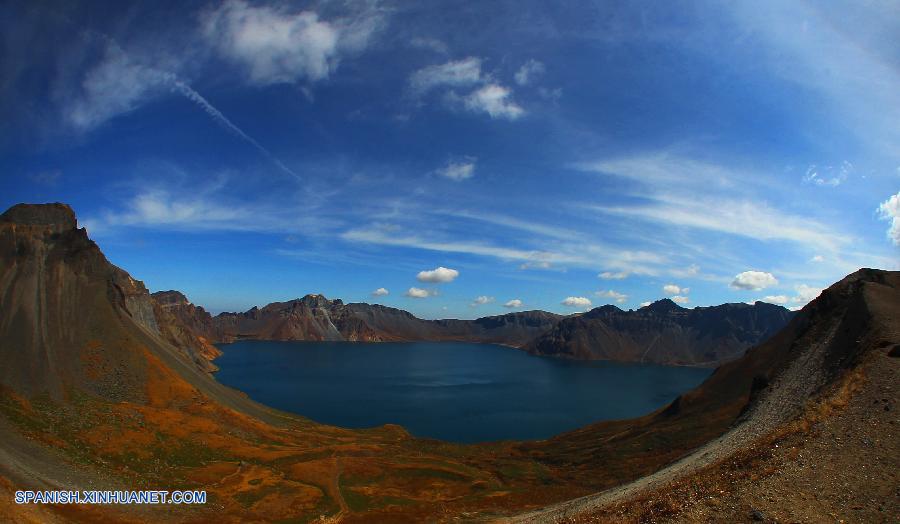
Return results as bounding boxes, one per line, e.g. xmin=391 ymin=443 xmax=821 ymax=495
xmin=525 ymin=299 xmax=794 ymax=366
xmin=0 ymin=204 xmax=220 ymax=399
xmin=151 ymin=291 xmax=222 ymax=372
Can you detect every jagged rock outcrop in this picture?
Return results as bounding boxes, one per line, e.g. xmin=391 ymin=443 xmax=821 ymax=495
xmin=525 ymin=299 xmax=794 ymax=366
xmin=151 ymin=290 xmax=222 ymax=372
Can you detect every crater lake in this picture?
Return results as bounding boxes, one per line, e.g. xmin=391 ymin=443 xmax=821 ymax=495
xmin=214 ymin=341 xmax=713 ymax=443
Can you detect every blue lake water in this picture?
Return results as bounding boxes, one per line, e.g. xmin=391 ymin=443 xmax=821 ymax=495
xmin=214 ymin=341 xmax=712 ymax=443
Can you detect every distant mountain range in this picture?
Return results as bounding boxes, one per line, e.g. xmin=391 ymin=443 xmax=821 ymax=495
xmin=153 ymin=291 xmax=794 ymax=367
xmin=525 ymin=299 xmax=794 ymax=365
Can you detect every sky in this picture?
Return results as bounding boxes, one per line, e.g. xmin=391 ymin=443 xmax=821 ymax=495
xmin=2 ymin=0 xmax=898 ymax=318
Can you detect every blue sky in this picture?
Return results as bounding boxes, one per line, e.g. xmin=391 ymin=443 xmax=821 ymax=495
xmin=2 ymin=0 xmax=898 ymax=318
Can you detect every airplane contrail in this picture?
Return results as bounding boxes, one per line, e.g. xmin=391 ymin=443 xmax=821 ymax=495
xmin=166 ymin=76 xmax=301 ymax=180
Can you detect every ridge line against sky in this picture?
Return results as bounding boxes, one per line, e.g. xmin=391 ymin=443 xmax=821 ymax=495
xmin=1 ymin=0 xmax=897 ymax=318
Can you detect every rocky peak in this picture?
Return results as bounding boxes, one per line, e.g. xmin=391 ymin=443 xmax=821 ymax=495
xmin=299 ymin=294 xmax=337 ymax=308
xmin=583 ymin=304 xmax=623 ymax=319
xmin=644 ymin=298 xmax=683 ymax=314
xmin=152 ymin=290 xmax=190 ymax=306
xmin=0 ymin=203 xmax=77 ymax=233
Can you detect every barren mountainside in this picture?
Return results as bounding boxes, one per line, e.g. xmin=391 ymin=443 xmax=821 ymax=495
xmin=526 ymin=299 xmax=795 ymax=366
xmin=163 ymin=292 xmax=565 ymax=348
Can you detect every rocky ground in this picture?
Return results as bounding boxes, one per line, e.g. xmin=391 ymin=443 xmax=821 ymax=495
xmin=508 ymin=325 xmax=899 ymax=524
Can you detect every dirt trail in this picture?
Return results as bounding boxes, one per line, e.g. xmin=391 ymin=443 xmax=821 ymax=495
xmin=319 ymin=456 xmax=348 ymax=523
xmin=503 ymin=323 xmax=839 ymax=523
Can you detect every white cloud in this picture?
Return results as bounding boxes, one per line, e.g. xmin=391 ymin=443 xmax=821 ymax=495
xmin=730 ymin=271 xmax=779 ymax=291
xmin=371 ymin=287 xmax=389 ymax=297
xmin=792 ymin=284 xmax=822 ymax=305
xmin=514 ymin=59 xmax=545 ymax=86
xmin=595 ymin=289 xmax=628 ymax=304
xmin=810 ymin=255 xmax=825 ymax=263
xmin=878 ymin=191 xmax=900 ymax=245
xmin=471 ymin=295 xmax=495 ymax=306
xmin=405 ymin=287 xmax=434 ymax=298
xmin=671 ymin=295 xmax=690 ymax=304
xmin=416 ymin=266 xmax=459 ymax=283
xmin=803 ymin=162 xmax=852 ymax=187
xmin=562 ymin=296 xmax=592 ymax=309
xmin=503 ymin=299 xmax=524 ymax=308
xmin=409 ymin=57 xmax=526 ymax=120
xmin=437 ymin=160 xmax=476 ymax=181
xmin=599 ymin=271 xmax=630 ymax=280
xmin=409 ymin=57 xmax=483 ymax=94
xmin=201 ymin=0 xmax=379 ymax=86
xmin=463 ymin=84 xmax=524 ymax=120
xmin=762 ymin=295 xmax=789 ymax=305
xmin=663 ymin=284 xmax=685 ymax=295
xmin=639 ymin=301 xmax=652 ymax=307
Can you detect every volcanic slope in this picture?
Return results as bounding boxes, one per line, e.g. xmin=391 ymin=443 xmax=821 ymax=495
xmin=507 ymin=268 xmax=900 ymax=522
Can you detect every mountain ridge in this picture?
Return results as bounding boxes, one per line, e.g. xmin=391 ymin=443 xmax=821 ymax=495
xmin=162 ymin=290 xmax=793 ymax=366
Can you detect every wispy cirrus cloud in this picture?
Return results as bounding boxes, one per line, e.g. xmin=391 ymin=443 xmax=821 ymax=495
xmin=803 ymin=162 xmax=852 ymax=188
xmin=590 ymin=196 xmax=846 ymax=253
xmin=408 ymin=57 xmax=483 ymax=95
xmin=340 ymin=223 xmax=667 ymax=274
xmin=514 ymin=59 xmax=544 ymax=86
xmin=580 ymin=154 xmax=850 ymax=253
